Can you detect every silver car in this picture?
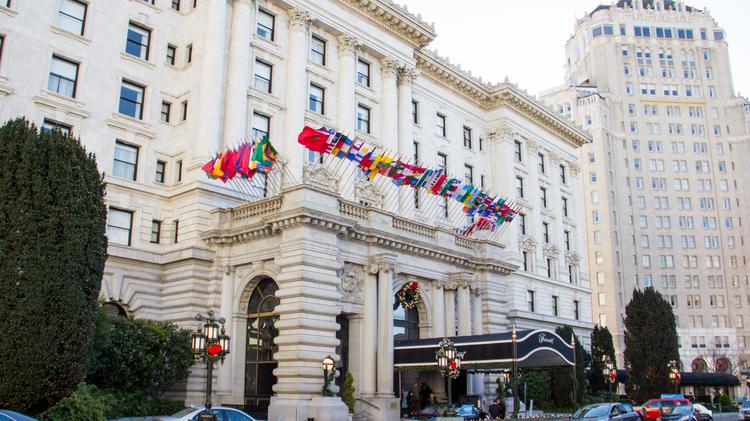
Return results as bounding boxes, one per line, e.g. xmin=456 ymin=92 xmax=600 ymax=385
xmin=155 ymin=406 xmax=257 ymax=421
xmin=740 ymin=400 xmax=750 ymax=421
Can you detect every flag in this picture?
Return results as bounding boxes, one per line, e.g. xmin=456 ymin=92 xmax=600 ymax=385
xmin=252 ymin=135 xmax=278 ymax=170
xmin=201 ymin=157 xmax=217 ymax=177
xmin=298 ymin=126 xmax=334 ymax=153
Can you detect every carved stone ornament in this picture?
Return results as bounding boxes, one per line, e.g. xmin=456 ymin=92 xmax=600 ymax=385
xmin=487 ymin=124 xmax=513 ymax=143
xmin=380 ymin=57 xmax=401 ymax=77
xmin=288 ymin=8 xmax=313 ymax=30
xmin=518 ymin=236 xmax=537 ymax=251
xmin=543 ymin=244 xmax=560 ymax=258
xmin=549 ymin=152 xmax=561 ymax=165
xmin=303 ymin=163 xmax=339 ymax=193
xmin=355 ymin=179 xmax=384 ymax=208
xmin=398 ymin=66 xmax=417 ymax=85
xmin=565 ymin=252 xmax=581 ymax=265
xmin=569 ymin=163 xmax=581 ymax=175
xmin=337 ymin=33 xmax=361 ymax=54
xmin=340 ymin=263 xmax=363 ymax=302
xmin=526 ymin=139 xmax=539 ymax=153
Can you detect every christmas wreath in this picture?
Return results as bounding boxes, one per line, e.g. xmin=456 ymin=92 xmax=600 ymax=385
xmin=206 ymin=344 xmax=223 ymax=363
xmin=448 ymin=360 xmax=460 ymax=379
xmin=397 ymin=281 xmax=420 ymax=310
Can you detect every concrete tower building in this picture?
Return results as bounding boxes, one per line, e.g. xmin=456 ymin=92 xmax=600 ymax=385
xmin=542 ymin=0 xmax=750 ymax=393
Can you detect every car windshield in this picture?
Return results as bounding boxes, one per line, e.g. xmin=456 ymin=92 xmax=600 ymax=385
xmin=672 ymin=406 xmax=693 ymax=415
xmin=743 ymin=401 xmax=750 ymax=409
xmin=573 ymin=405 xmax=611 ymax=419
xmin=171 ymin=408 xmax=196 ymax=417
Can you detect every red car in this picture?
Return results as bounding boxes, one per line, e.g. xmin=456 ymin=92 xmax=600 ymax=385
xmin=638 ymin=399 xmax=691 ymax=420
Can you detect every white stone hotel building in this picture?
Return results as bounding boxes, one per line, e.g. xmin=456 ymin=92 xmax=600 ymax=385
xmin=0 ymin=0 xmax=595 ymax=419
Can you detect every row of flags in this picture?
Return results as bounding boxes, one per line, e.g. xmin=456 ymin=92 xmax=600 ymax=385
xmin=297 ymin=126 xmax=519 ymax=231
xmin=201 ymin=136 xmax=278 ymax=182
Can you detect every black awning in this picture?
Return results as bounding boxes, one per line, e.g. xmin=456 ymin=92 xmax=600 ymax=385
xmin=614 ymin=370 xmax=739 ymax=386
xmin=394 ymin=329 xmax=575 ymax=369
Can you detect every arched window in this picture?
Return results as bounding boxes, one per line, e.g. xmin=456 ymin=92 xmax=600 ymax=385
xmin=691 ymin=358 xmax=708 ymax=373
xmin=102 ymin=301 xmax=127 ymax=317
xmin=245 ymin=278 xmax=279 ymax=410
xmin=715 ymin=357 xmax=732 ymax=374
xmin=394 ymin=304 xmax=419 ymax=341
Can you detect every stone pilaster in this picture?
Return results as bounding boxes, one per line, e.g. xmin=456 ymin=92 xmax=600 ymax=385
xmin=217 ymin=265 xmax=236 ymax=396
xmin=380 ymin=57 xmax=400 ymax=212
xmin=222 ymin=0 xmax=254 ymax=147
xmin=488 ymin=124 xmax=521 ymax=265
xmin=374 ymin=254 xmax=396 ymax=397
xmin=336 ymin=33 xmax=360 ymax=134
xmin=431 ymin=279 xmax=446 ymax=337
xmin=361 ymin=264 xmax=378 ymax=396
xmin=397 ymin=66 xmax=417 ymax=216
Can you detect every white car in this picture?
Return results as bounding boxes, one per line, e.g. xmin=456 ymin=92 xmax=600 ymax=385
xmin=155 ymin=406 xmax=257 ymax=421
xmin=692 ymin=403 xmax=712 ymax=418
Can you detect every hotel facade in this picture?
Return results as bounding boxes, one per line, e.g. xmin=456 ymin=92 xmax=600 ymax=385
xmin=0 ymin=0 xmax=592 ymax=419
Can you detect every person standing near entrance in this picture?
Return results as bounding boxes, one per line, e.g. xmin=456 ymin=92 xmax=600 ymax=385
xmin=489 ymin=398 xmax=506 ymax=420
xmin=419 ymin=382 xmax=433 ymax=410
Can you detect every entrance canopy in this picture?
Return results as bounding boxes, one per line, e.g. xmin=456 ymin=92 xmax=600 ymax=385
xmin=394 ymin=329 xmax=575 ymax=369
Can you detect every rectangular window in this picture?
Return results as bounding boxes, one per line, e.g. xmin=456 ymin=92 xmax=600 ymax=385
xmin=514 ymin=140 xmax=522 ymax=161
xmin=463 ymin=164 xmax=473 ymax=185
xmin=254 ymin=59 xmax=272 ymax=93
xmin=543 ymin=222 xmax=550 ymax=243
xmin=538 ymin=153 xmax=545 ymax=173
xmin=527 ymin=290 xmax=535 ymax=312
xmin=155 ymin=160 xmax=166 ymax=183
xmin=546 ymin=258 xmax=553 ymax=278
xmin=107 ymin=208 xmax=133 ymax=246
xmin=540 ymin=187 xmax=547 ymax=208
xmin=256 ymin=9 xmax=275 ymax=41
xmin=560 ymin=164 xmax=566 ymax=184
xmin=515 ymin=176 xmax=524 ymax=198
xmin=57 ymin=0 xmax=87 ymax=35
xmin=519 ymin=213 xmax=526 ymax=235
xmin=171 ymin=0 xmax=180 ymax=11
xmin=160 ymin=101 xmax=171 ymax=123
xmin=436 ymin=113 xmax=446 ymax=137
xmin=177 ymin=160 xmax=183 ymax=182
xmin=126 ymin=22 xmax=151 ymax=60
xmin=463 ymin=126 xmax=472 ymax=149
xmin=357 ymin=59 xmax=370 ymax=87
xmin=48 ymin=55 xmax=79 ymax=98
xmin=562 ymin=197 xmax=569 ymax=217
xmin=564 ymin=230 xmax=571 ymax=250
xmin=252 ymin=112 xmax=270 ymax=140
xmin=574 ymin=300 xmax=580 ymax=320
xmin=174 ymin=220 xmax=179 ymax=243
xmin=522 ymin=251 xmax=529 ymax=271
xmin=356 ymin=104 xmax=370 ymax=133
xmin=41 ymin=119 xmax=72 ymax=136
xmin=552 ymin=296 xmax=559 ymax=316
xmin=437 ymin=153 xmax=448 ymax=218
xmin=150 ymin=220 xmax=161 ymax=244
xmin=113 ymin=141 xmax=139 ymax=181
xmin=411 ymin=99 xmax=418 ymax=124
xmin=180 ymin=100 xmax=188 ymax=121
xmin=166 ymin=44 xmax=176 ymax=65
xmin=310 ymin=35 xmax=326 ymax=66
xmin=186 ymin=43 xmax=192 ymax=63
xmin=119 ymin=80 xmax=145 ymax=119
xmin=308 ymin=83 xmax=324 ymax=114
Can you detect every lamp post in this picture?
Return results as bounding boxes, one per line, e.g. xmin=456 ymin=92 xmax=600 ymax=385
xmin=322 ymin=355 xmax=336 ymax=396
xmin=191 ymin=310 xmax=231 ymax=421
xmin=668 ymin=360 xmax=680 ymax=394
xmin=436 ymin=338 xmax=465 ymax=415
xmin=602 ymin=356 xmax=616 ymax=401
xmin=512 ymin=325 xmax=519 ymax=419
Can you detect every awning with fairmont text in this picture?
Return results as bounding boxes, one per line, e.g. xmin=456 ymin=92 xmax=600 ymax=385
xmin=394 ymin=329 xmax=575 ymax=369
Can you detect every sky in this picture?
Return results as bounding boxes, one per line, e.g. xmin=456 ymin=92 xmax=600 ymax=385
xmin=399 ymin=0 xmax=750 ymax=97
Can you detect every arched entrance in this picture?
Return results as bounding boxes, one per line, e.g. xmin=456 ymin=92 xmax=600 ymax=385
xmin=244 ymin=278 xmax=279 ymax=414
xmin=715 ymin=357 xmax=732 ymax=374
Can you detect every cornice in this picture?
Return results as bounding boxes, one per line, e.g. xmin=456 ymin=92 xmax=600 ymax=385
xmin=335 ymin=0 xmax=436 ymax=48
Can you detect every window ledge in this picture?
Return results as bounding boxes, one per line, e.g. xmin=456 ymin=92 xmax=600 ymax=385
xmin=50 ymin=26 xmax=91 ymax=45
xmin=108 ymin=113 xmax=155 ymax=139
xmin=305 ymin=110 xmax=333 ymax=128
xmin=129 ymin=0 xmax=161 ymax=12
xmin=0 ymin=5 xmax=17 ymax=17
xmin=33 ymin=91 xmax=90 ymax=119
xmin=0 ymin=76 xmax=13 ymax=96
xmin=120 ymin=52 xmax=157 ymax=70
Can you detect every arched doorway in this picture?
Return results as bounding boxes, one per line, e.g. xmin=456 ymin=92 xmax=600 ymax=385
xmin=394 ymin=305 xmax=420 ymax=341
xmin=716 ymin=357 xmax=732 ymax=374
xmin=692 ymin=358 xmax=708 ymax=373
xmin=244 ymin=278 xmax=279 ymax=414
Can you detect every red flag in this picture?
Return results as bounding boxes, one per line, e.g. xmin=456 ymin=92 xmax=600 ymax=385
xmin=221 ymin=148 xmax=237 ymax=179
xmin=201 ymin=158 xmax=216 ymax=176
xmin=298 ymin=126 xmax=333 ymax=153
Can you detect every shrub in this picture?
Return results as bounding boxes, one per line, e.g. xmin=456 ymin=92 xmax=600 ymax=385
xmin=343 ymin=372 xmax=356 ymax=414
xmin=0 ymin=118 xmax=107 ymax=414
xmin=38 ymin=384 xmax=109 ymax=421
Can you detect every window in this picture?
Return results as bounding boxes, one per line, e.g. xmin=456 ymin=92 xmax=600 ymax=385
xmin=150 ymin=220 xmax=161 ymax=244
xmin=522 ymin=251 xmax=529 ymax=271
xmin=166 ymin=44 xmax=176 ymax=65
xmin=518 ymin=214 xmax=526 ymax=235
xmin=160 ymin=101 xmax=171 ymax=123
xmin=357 ymin=59 xmax=370 ymax=87
xmin=463 ymin=126 xmax=472 ymax=149
xmin=107 ymin=208 xmax=133 ymax=246
xmin=256 ymin=9 xmax=275 ymax=41
xmin=41 ymin=119 xmax=72 ymax=136
xmin=176 ymin=160 xmax=182 ymax=182
xmin=126 ymin=22 xmax=151 ymax=60
xmin=113 ymin=141 xmax=139 ymax=181
xmin=552 ymin=296 xmax=559 ymax=316
xmin=411 ymin=99 xmax=418 ymax=124
xmin=356 ymin=104 xmax=370 ymax=133
xmin=57 ymin=0 xmax=87 ymax=35
xmin=174 ymin=220 xmax=179 ymax=243
xmin=463 ymin=164 xmax=473 ymax=185
xmin=437 ymin=153 xmax=448 ymax=218
xmin=177 ymin=100 xmax=186 ymax=121
xmin=254 ymin=59 xmax=272 ymax=93
xmin=514 ymin=141 xmax=522 ymax=161
xmin=171 ymin=0 xmax=180 ymax=11
xmin=186 ymin=44 xmax=192 ymax=63
xmin=542 ymin=222 xmax=550 ymax=243
xmin=155 ymin=160 xmax=166 ymax=183
xmin=436 ymin=113 xmax=446 ymax=137
xmin=527 ymin=290 xmax=535 ymax=312
xmin=564 ymin=230 xmax=571 ymax=251
xmin=540 ymin=187 xmax=547 ymax=208
xmin=560 ymin=165 xmax=566 ymax=184
xmin=252 ymin=112 xmax=270 ymax=140
xmin=574 ymin=300 xmax=580 ymax=320
xmin=48 ymin=56 xmax=79 ymax=98
xmin=546 ymin=258 xmax=553 ymax=278
xmin=119 ymin=80 xmax=145 ymax=119
xmin=538 ymin=153 xmax=545 ymax=173
xmin=0 ymin=35 xmax=4 ymax=65
xmin=562 ymin=197 xmax=569 ymax=217
xmin=310 ymin=35 xmax=326 ymax=66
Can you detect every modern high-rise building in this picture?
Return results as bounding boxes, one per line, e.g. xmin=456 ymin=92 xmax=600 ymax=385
xmin=1 ymin=0 xmax=592 ymax=419
xmin=542 ymin=0 xmax=750 ymax=395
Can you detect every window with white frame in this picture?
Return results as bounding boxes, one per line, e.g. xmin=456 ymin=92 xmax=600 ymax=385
xmin=436 ymin=113 xmax=446 ymax=137
xmin=252 ymin=112 xmax=270 ymax=140
xmin=310 ymin=35 xmax=326 ymax=66
xmin=126 ymin=22 xmax=151 ymax=60
xmin=357 ymin=104 xmax=370 ymax=133
xmin=107 ymin=208 xmax=133 ymax=246
xmin=57 ymin=0 xmax=87 ymax=35
xmin=308 ymin=83 xmax=324 ymax=114
xmin=356 ymin=59 xmax=370 ymax=87
xmin=256 ymin=9 xmax=275 ymax=41
xmin=254 ymin=59 xmax=272 ymax=93
xmin=48 ymin=56 xmax=79 ymax=98
xmin=113 ymin=141 xmax=139 ymax=181
xmin=119 ymin=80 xmax=145 ymax=119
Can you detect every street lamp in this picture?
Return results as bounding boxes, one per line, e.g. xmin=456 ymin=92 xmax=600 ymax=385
xmin=668 ymin=360 xmax=680 ymax=393
xmin=512 ymin=325 xmax=519 ymax=419
xmin=191 ymin=310 xmax=230 ymax=421
xmin=322 ymin=355 xmax=336 ymax=397
xmin=602 ymin=356 xmax=617 ymax=401
xmin=436 ymin=338 xmax=465 ymax=415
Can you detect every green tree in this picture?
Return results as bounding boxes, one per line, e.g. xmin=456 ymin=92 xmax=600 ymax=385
xmin=342 ymin=372 xmax=356 ymax=414
xmin=520 ymin=369 xmax=552 ymax=410
xmin=590 ymin=325 xmax=617 ymax=393
xmin=0 ymin=118 xmax=107 ymax=413
xmin=624 ymin=287 xmax=679 ymax=402
xmin=551 ymin=326 xmax=586 ymax=408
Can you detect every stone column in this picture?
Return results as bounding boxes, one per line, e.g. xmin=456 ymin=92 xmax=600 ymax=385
xmin=471 ymin=286 xmax=485 ymax=397
xmin=193 ymin=0 xmax=228 ymax=162
xmin=431 ymin=280 xmax=446 ymax=337
xmin=380 ymin=58 xmax=400 ymax=212
xmin=375 ymin=256 xmax=395 ymax=397
xmin=549 ymin=152 xmax=565 ymax=281
xmin=489 ymin=124 xmax=521 ymax=264
xmin=525 ymin=139 xmax=542 ymax=273
xmin=397 ymin=67 xmax=416 ymax=215
xmin=282 ymin=8 xmax=313 ymax=184
xmin=570 ymin=163 xmax=585 ymax=283
xmin=361 ymin=267 xmax=378 ymax=396
xmin=336 ymin=34 xmax=359 ymax=134
xmin=444 ymin=288 xmax=456 ymax=337
xmin=457 ymin=281 xmax=471 ymax=336
xmin=222 ymin=0 xmax=254 ymax=147
xmin=218 ymin=266 xmax=236 ymax=396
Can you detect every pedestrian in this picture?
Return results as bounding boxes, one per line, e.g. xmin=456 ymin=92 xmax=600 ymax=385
xmin=498 ymin=397 xmax=506 ymax=419
xmin=489 ymin=398 xmax=505 ymax=420
xmin=407 ymin=391 xmax=417 ymax=417
xmin=419 ymin=382 xmax=433 ymax=410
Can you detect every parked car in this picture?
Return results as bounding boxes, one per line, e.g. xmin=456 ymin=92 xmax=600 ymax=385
xmin=739 ymin=400 xmax=750 ymax=421
xmin=571 ymin=403 xmax=641 ymax=421
xmin=418 ymin=402 xmax=487 ymax=420
xmin=692 ymin=404 xmax=712 ymax=418
xmin=155 ymin=406 xmax=257 ymax=421
xmin=661 ymin=405 xmax=712 ymax=421
xmin=638 ymin=398 xmax=691 ymax=420
xmin=0 ymin=410 xmax=37 ymax=421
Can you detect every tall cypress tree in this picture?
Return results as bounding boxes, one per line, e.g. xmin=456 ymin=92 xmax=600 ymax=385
xmin=590 ymin=325 xmax=617 ymax=393
xmin=0 ymin=118 xmax=107 ymax=414
xmin=551 ymin=326 xmax=587 ymax=408
xmin=624 ymin=287 xmax=679 ymax=402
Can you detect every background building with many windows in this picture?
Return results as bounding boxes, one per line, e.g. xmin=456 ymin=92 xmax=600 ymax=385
xmin=0 ymin=0 xmax=591 ymax=419
xmin=542 ymin=0 xmax=750 ymax=394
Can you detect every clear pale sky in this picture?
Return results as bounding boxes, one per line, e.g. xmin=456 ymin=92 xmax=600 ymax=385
xmin=400 ymin=0 xmax=750 ymax=97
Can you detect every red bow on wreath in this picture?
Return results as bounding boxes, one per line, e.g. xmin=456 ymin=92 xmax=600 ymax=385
xmin=208 ymin=344 xmax=223 ymax=356
xmin=450 ymin=361 xmax=457 ymax=370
